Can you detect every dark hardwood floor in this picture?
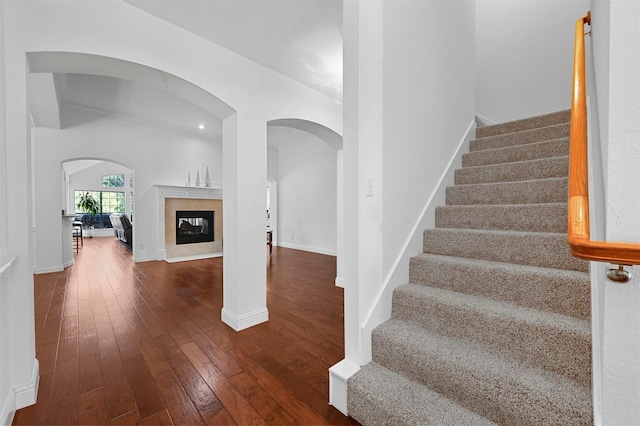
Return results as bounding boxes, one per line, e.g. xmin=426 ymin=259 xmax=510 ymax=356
xmin=13 ymin=237 xmax=358 ymax=425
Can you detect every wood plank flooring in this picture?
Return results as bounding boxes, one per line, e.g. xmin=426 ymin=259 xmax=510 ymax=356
xmin=13 ymin=237 xmax=358 ymax=425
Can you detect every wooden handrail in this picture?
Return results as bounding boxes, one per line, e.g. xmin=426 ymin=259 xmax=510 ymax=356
xmin=568 ymin=11 xmax=640 ymax=266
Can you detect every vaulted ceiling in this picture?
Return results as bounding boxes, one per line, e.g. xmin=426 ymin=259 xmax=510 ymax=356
xmin=30 ymin=0 xmax=343 ymax=144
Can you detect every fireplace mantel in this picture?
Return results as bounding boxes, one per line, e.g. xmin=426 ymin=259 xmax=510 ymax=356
xmin=156 ymin=185 xmax=222 ymax=200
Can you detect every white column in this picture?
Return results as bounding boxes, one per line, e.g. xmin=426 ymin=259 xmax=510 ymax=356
xmin=330 ymin=0 xmax=383 ymax=414
xmin=221 ymin=111 xmax=269 ymax=330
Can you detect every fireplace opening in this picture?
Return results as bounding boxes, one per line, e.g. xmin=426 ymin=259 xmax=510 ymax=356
xmin=176 ymin=210 xmax=214 ymax=245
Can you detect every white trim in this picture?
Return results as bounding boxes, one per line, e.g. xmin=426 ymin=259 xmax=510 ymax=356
xmin=360 ymin=120 xmax=475 ymax=334
xmin=329 ymin=359 xmax=361 ymax=415
xmin=164 ymin=252 xmax=222 ymax=263
xmin=0 ymin=393 xmax=15 ymax=426
xmin=155 ymin=184 xmax=222 ymax=200
xmin=277 ymin=242 xmax=336 ymax=256
xmin=14 ymin=360 xmax=39 ymax=410
xmin=157 ymin=249 xmax=167 ymax=261
xmin=221 ymin=307 xmax=269 ymax=331
xmin=132 ymin=256 xmax=155 ymax=263
xmin=475 ymin=113 xmax=496 ymax=127
xmin=335 ymin=276 xmax=345 ymax=288
xmin=1 ymin=360 xmax=41 ymax=424
xmin=0 ymin=255 xmax=17 ymax=277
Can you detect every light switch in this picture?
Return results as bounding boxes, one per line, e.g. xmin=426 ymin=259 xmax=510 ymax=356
xmin=366 ymin=176 xmax=374 ymax=196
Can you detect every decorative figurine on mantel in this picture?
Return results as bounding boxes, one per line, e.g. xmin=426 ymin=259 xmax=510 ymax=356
xmin=186 ymin=172 xmax=191 ymax=187
xmin=204 ymin=167 xmax=211 ymax=188
xmin=195 ymin=170 xmax=201 ymax=187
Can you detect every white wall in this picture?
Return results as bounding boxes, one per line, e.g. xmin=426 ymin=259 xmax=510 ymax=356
xmin=33 ymin=111 xmax=222 ymax=272
xmin=1 ymin=1 xmax=39 ymax=420
xmin=597 ymin=1 xmax=640 ymax=424
xmin=476 ymin=0 xmax=589 ymax=123
xmin=340 ymin=0 xmax=476 ymax=368
xmin=276 ymin=133 xmax=337 ymax=255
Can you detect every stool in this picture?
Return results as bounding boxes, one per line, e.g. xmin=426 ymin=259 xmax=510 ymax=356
xmin=72 ymin=222 xmax=83 ymax=253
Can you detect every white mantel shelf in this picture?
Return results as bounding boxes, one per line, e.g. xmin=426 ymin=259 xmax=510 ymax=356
xmin=156 ymin=185 xmax=222 ymax=200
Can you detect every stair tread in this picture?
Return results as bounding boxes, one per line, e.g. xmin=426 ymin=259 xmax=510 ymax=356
xmin=423 ymin=228 xmax=588 ymax=272
xmin=470 ymin=122 xmax=570 ymax=151
xmin=395 ymin=283 xmax=589 ymax=334
xmin=411 ymin=252 xmax=588 ymax=278
xmin=348 ymin=361 xmax=498 ymax=426
xmin=392 ymin=283 xmax=591 ymax=387
xmin=372 ymin=319 xmax=592 ymax=425
xmin=476 ymin=110 xmax=570 ymax=138
xmin=455 ymin=156 xmax=569 ymax=185
xmin=436 ymin=203 xmax=566 ymax=232
xmin=462 ymin=137 xmax=569 ymax=167
xmin=447 ymin=177 xmax=568 ymax=205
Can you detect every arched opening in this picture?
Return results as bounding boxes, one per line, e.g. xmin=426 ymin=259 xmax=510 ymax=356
xmin=62 ymin=158 xmax=134 ymax=251
xmin=266 ymin=118 xmax=344 ymax=285
xmin=28 ymin=52 xmax=230 ymax=272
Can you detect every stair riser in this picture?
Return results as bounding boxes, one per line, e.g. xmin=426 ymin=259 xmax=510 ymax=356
xmin=463 ymin=138 xmax=569 ymax=167
xmin=471 ymin=123 xmax=570 ymax=151
xmin=392 ymin=285 xmax=591 ymax=387
xmin=447 ymin=178 xmax=568 ymax=205
xmin=409 ymin=254 xmax=590 ymax=320
xmin=436 ymin=204 xmax=566 ymax=233
xmin=455 ymin=157 xmax=568 ymax=185
xmin=372 ymin=322 xmax=592 ymax=425
xmin=476 ymin=110 xmax=571 ymax=138
xmin=423 ymin=229 xmax=588 ymax=272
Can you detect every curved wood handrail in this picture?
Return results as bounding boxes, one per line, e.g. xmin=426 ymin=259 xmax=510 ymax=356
xmin=568 ymin=11 xmax=640 ymax=265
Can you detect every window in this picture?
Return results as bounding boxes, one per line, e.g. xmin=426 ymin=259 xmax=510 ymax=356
xmin=102 ymin=174 xmax=125 ymax=188
xmin=74 ymin=190 xmax=126 ymax=228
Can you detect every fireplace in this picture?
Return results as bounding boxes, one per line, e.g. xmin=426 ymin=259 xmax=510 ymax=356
xmin=176 ymin=210 xmax=214 ymax=245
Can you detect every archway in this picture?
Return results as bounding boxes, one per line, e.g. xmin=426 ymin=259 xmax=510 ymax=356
xmin=62 ymin=158 xmax=134 ymax=251
xmin=266 ymin=118 xmax=344 ymax=286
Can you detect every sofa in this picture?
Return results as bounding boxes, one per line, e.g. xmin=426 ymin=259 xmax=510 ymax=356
xmin=109 ymin=213 xmax=132 ymax=246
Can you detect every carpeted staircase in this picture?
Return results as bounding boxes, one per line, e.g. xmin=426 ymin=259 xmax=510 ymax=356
xmin=347 ymin=110 xmax=593 ymax=425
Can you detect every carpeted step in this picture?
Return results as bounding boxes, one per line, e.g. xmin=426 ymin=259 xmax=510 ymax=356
xmin=447 ymin=178 xmax=568 ymax=206
xmin=409 ymin=253 xmax=590 ymax=320
xmin=462 ymin=137 xmax=569 ymax=167
xmin=372 ymin=319 xmax=592 ymax=425
xmin=435 ymin=203 xmax=566 ymax=233
xmin=392 ymin=284 xmax=591 ymax=387
xmin=476 ymin=110 xmax=571 ymax=138
xmin=454 ymin=156 xmax=568 ymax=185
xmin=423 ymin=228 xmax=588 ymax=272
xmin=347 ymin=361 xmax=497 ymax=426
xmin=470 ymin=122 xmax=570 ymax=152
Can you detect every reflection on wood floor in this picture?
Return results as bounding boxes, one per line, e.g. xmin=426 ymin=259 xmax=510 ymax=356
xmin=13 ymin=237 xmax=357 ymax=425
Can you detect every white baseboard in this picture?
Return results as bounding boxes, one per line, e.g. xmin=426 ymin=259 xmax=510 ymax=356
xmin=277 ymin=242 xmax=336 ymax=256
xmin=165 ymin=252 xmax=223 ymax=263
xmin=15 ymin=360 xmax=40 ymax=409
xmin=221 ymin=307 xmax=269 ymax=331
xmin=335 ymin=277 xmax=345 ymax=288
xmin=1 ymin=360 xmax=40 ymax=425
xmin=0 ymin=394 xmax=15 ymax=426
xmin=329 ymin=359 xmax=361 ymax=415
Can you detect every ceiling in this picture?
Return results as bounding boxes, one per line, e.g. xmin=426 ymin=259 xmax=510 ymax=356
xmin=29 ymin=0 xmax=343 ymax=144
